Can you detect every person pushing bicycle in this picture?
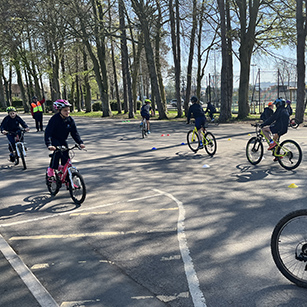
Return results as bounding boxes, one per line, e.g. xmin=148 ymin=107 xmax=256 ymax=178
xmin=186 ymin=96 xmax=206 ymax=148
xmin=140 ymin=99 xmax=154 ymax=134
xmin=0 ymin=106 xmax=30 ymax=162
xmin=260 ymin=98 xmax=289 ymax=151
xmin=44 ymin=99 xmax=85 ymax=178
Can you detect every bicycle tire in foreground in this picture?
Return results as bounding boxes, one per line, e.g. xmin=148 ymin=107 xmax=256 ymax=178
xmin=271 ymin=209 xmax=307 ymax=288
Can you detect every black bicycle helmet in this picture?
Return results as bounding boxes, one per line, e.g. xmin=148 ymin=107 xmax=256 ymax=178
xmin=190 ymin=96 xmax=198 ymax=103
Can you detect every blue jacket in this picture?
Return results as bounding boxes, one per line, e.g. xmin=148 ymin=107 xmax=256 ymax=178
xmin=0 ymin=115 xmax=28 ymax=133
xmin=187 ymin=103 xmax=205 ymax=123
xmin=44 ymin=113 xmax=83 ymax=147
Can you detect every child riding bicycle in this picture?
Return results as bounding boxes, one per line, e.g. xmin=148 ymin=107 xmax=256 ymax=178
xmin=140 ymin=99 xmax=154 ymax=133
xmin=0 ymin=106 xmax=30 ymax=162
xmin=186 ymin=96 xmax=206 ymax=148
xmin=44 ymin=99 xmax=85 ymax=178
xmin=260 ymin=98 xmax=289 ymax=153
xmin=204 ymin=101 xmax=216 ymax=122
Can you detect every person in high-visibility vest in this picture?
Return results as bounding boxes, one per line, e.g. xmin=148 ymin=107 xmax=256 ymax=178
xmin=30 ymin=96 xmax=45 ymax=132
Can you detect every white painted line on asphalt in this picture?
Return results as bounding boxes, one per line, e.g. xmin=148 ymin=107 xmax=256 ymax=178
xmin=154 ymin=189 xmax=207 ymax=307
xmin=0 ymin=193 xmax=163 ymax=228
xmin=0 ymin=233 xmax=59 ymax=307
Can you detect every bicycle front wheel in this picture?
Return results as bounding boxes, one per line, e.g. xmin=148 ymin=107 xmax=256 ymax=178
xmin=69 ymin=172 xmax=86 ymax=205
xmin=271 ymin=209 xmax=307 ymax=288
xmin=17 ymin=143 xmax=26 ymax=170
xmin=276 ymin=140 xmax=302 ymax=170
xmin=289 ymin=118 xmax=300 ymax=129
xmin=46 ymin=172 xmax=60 ymax=196
xmin=187 ymin=130 xmax=200 ymax=153
xmin=204 ymin=132 xmax=217 ymax=156
xmin=246 ymin=137 xmax=263 ymax=165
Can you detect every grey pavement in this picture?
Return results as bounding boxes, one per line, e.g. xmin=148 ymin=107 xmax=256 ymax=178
xmin=0 ymin=113 xmax=307 ymax=307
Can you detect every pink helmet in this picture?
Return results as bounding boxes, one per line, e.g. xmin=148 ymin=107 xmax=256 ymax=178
xmin=53 ymin=99 xmax=72 ymax=110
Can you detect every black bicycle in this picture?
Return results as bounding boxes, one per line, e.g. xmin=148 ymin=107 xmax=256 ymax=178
xmin=271 ymin=209 xmax=307 ymax=288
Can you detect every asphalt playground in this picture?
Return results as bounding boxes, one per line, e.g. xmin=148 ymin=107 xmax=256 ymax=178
xmin=0 ymin=113 xmax=307 ymax=307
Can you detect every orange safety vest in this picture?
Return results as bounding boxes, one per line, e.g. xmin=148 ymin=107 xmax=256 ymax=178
xmin=31 ymin=102 xmax=43 ymax=113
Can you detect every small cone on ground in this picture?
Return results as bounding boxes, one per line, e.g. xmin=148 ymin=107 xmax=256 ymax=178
xmin=288 ymin=183 xmax=298 ymax=188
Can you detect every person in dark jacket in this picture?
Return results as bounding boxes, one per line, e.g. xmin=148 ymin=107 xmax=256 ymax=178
xmin=260 ymin=102 xmax=274 ymax=122
xmin=204 ymin=101 xmax=216 ymax=121
xmin=260 ymin=98 xmax=289 ymax=151
xmin=44 ymin=99 xmax=85 ymax=177
xmin=140 ymin=99 xmax=154 ymax=133
xmin=187 ymin=96 xmax=206 ymax=147
xmin=0 ymin=106 xmax=30 ymax=162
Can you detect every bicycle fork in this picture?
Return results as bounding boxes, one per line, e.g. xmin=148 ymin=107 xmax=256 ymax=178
xmin=15 ymin=142 xmax=26 ymax=157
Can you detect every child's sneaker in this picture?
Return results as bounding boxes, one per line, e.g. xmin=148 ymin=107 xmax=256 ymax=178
xmin=268 ymin=141 xmax=277 ymax=150
xmin=47 ymin=167 xmax=55 ymax=177
xmin=9 ymin=153 xmax=15 ymax=162
xmin=147 ymin=130 xmax=151 ymax=134
xmin=199 ymin=142 xmax=203 ymax=149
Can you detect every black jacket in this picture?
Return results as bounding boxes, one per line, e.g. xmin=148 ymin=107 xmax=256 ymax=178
xmin=0 ymin=115 xmax=28 ymax=133
xmin=187 ymin=103 xmax=205 ymax=123
xmin=44 ymin=113 xmax=83 ymax=147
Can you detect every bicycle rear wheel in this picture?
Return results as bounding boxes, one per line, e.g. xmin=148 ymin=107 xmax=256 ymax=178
xmin=213 ymin=115 xmax=219 ymax=126
xmin=204 ymin=132 xmax=217 ymax=156
xmin=246 ymin=137 xmax=263 ymax=165
xmin=46 ymin=172 xmax=60 ymax=196
xmin=141 ymin=121 xmax=147 ymax=138
xmin=187 ymin=130 xmax=200 ymax=153
xmin=69 ymin=172 xmax=86 ymax=205
xmin=17 ymin=143 xmax=26 ymax=170
xmin=276 ymin=140 xmax=302 ymax=170
xmin=271 ymin=209 xmax=307 ymax=288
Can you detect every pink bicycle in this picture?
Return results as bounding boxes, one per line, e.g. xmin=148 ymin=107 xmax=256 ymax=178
xmin=46 ymin=144 xmax=86 ymax=204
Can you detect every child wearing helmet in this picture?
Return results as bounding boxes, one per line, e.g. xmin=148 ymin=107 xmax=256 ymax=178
xmin=187 ymin=96 xmax=207 ymax=148
xmin=260 ymin=102 xmax=274 ymax=122
xmin=0 ymin=106 xmax=30 ymax=162
xmin=140 ymin=99 xmax=154 ymax=133
xmin=44 ymin=99 xmax=85 ymax=177
xmin=260 ymin=98 xmax=289 ymax=152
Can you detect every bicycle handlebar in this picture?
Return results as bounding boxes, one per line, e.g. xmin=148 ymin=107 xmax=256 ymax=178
xmin=54 ymin=144 xmax=86 ymax=152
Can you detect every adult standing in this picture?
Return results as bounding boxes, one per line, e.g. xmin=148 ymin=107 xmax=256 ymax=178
xmin=30 ymin=96 xmax=45 ymax=132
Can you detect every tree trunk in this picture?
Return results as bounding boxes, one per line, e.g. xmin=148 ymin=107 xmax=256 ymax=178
xmin=119 ymin=0 xmax=134 ymax=118
xmin=83 ymin=47 xmax=92 ymax=113
xmin=296 ymin=0 xmax=307 ymax=123
xmin=132 ymin=0 xmax=167 ymax=119
xmin=184 ymin=0 xmax=197 ymax=114
xmin=14 ymin=60 xmax=30 ymax=113
xmin=218 ymin=0 xmax=232 ymax=122
xmin=169 ymin=0 xmax=182 ymax=117
xmin=236 ymin=0 xmax=260 ymax=119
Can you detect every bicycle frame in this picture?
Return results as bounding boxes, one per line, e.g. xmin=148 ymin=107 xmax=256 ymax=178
xmin=54 ymin=146 xmax=80 ymax=189
xmin=191 ymin=126 xmax=209 ymax=145
xmin=253 ymin=124 xmax=285 ymax=158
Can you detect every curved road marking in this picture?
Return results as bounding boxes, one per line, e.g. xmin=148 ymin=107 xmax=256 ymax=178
xmin=154 ymin=189 xmax=207 ymax=307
